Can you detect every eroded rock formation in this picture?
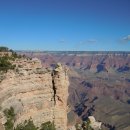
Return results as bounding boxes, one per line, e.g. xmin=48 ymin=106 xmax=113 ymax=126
xmin=88 ymin=116 xmax=102 ymax=130
xmin=0 ymin=58 xmax=69 ymax=130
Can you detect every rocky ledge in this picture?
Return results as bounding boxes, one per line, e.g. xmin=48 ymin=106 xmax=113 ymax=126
xmin=0 ymin=57 xmax=69 ymax=130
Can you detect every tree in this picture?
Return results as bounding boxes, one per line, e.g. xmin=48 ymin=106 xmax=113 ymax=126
xmin=0 ymin=47 xmax=9 ymax=52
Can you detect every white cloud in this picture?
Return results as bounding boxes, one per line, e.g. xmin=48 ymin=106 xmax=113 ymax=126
xmin=122 ymin=35 xmax=130 ymax=43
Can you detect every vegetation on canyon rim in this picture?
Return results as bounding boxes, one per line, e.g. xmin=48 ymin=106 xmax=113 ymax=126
xmin=75 ymin=121 xmax=95 ymax=130
xmin=3 ymin=107 xmax=56 ymax=130
xmin=75 ymin=119 xmax=101 ymax=130
xmin=0 ymin=56 xmax=16 ymax=72
xmin=0 ymin=47 xmax=18 ymax=72
xmin=0 ymin=47 xmax=25 ymax=73
xmin=3 ymin=107 xmax=95 ymax=130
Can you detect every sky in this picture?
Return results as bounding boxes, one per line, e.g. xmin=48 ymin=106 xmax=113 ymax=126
xmin=0 ymin=0 xmax=130 ymax=51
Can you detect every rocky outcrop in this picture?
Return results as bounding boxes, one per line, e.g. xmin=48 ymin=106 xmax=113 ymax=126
xmin=88 ymin=116 xmax=102 ymax=130
xmin=0 ymin=58 xmax=69 ymax=130
xmin=52 ymin=63 xmax=69 ymax=130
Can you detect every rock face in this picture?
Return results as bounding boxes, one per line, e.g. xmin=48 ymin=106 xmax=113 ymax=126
xmin=0 ymin=58 xmax=69 ymax=130
xmin=52 ymin=63 xmax=69 ymax=130
xmin=88 ymin=116 xmax=102 ymax=130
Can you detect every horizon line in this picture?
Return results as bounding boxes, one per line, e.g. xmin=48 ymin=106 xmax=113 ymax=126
xmin=15 ymin=50 xmax=130 ymax=53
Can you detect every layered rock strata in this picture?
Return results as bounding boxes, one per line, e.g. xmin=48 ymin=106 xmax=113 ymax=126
xmin=0 ymin=58 xmax=69 ymax=130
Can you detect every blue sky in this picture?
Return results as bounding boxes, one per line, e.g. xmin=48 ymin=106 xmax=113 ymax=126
xmin=0 ymin=0 xmax=130 ymax=51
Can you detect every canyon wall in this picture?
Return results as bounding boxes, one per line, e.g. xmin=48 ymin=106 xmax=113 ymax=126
xmin=0 ymin=58 xmax=69 ymax=130
xmin=18 ymin=52 xmax=130 ymax=72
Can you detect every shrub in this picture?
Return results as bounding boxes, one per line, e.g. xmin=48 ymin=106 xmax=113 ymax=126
xmin=75 ymin=120 xmax=94 ymax=130
xmin=3 ymin=107 xmax=15 ymax=120
xmin=3 ymin=108 xmax=56 ymax=130
xmin=12 ymin=52 xmax=22 ymax=59
xmin=4 ymin=119 xmax=14 ymax=130
xmin=14 ymin=119 xmax=38 ymax=130
xmin=3 ymin=107 xmax=15 ymax=130
xmin=0 ymin=47 xmax=9 ymax=52
xmin=0 ymin=56 xmax=16 ymax=72
xmin=40 ymin=121 xmax=56 ymax=130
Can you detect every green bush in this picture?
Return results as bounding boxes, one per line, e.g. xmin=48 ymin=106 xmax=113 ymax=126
xmin=0 ymin=47 xmax=9 ymax=52
xmin=3 ymin=107 xmax=15 ymax=120
xmin=3 ymin=108 xmax=56 ymax=130
xmin=14 ymin=119 xmax=38 ymax=130
xmin=40 ymin=121 xmax=56 ymax=130
xmin=75 ymin=120 xmax=94 ymax=130
xmin=4 ymin=119 xmax=14 ymax=130
xmin=3 ymin=107 xmax=15 ymax=130
xmin=12 ymin=52 xmax=22 ymax=59
xmin=14 ymin=120 xmax=56 ymax=130
xmin=0 ymin=56 xmax=16 ymax=72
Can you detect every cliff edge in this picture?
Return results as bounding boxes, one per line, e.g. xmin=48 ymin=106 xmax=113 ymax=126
xmin=0 ymin=57 xmax=69 ymax=130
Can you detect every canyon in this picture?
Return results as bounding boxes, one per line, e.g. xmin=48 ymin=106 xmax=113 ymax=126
xmin=0 ymin=50 xmax=130 ymax=130
xmin=18 ymin=51 xmax=130 ymax=130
